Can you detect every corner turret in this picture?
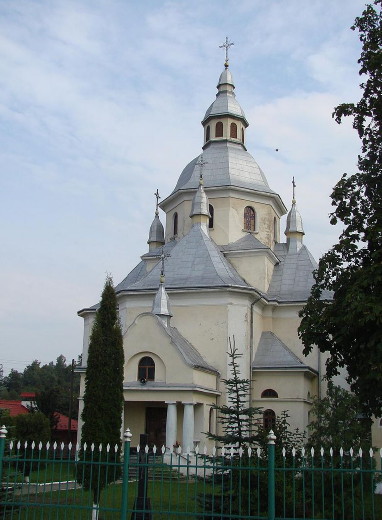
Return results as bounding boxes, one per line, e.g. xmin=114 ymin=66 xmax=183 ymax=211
xmin=285 ymin=178 xmax=304 ymax=252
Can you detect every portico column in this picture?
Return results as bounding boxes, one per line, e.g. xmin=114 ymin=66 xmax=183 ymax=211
xmin=182 ymin=402 xmax=195 ymax=453
xmin=165 ymin=401 xmax=177 ymax=450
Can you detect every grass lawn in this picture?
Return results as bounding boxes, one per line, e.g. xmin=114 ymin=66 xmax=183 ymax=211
xmin=2 ymin=478 xmax=382 ymax=520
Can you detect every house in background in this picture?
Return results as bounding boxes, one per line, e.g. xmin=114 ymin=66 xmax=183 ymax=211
xmin=0 ymin=400 xmax=29 ymax=417
xmin=77 ymin=59 xmax=340 ymax=451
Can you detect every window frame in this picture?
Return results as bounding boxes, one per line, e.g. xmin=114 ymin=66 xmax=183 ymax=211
xmin=244 ymin=206 xmax=256 ymax=232
xmin=138 ymin=356 xmax=155 ymax=381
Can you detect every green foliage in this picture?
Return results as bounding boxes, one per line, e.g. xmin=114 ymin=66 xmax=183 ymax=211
xmin=298 ymin=0 xmax=382 ymax=415
xmin=13 ymin=412 xmax=51 ymax=478
xmin=14 ymin=412 xmax=50 ymax=443
xmin=2 ymin=356 xmax=80 ymax=420
xmin=307 ymin=382 xmax=371 ymax=450
xmin=78 ymin=275 xmax=124 ymax=503
xmin=206 ymin=338 xmax=261 ymax=448
xmin=304 ymin=384 xmax=374 ymax=518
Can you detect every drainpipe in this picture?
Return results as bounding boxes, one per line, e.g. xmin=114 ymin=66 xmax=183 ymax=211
xmin=249 ymin=292 xmax=263 ymax=433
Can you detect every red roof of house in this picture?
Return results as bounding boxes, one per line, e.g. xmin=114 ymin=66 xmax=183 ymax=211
xmin=55 ymin=413 xmax=78 ymax=431
xmin=20 ymin=392 xmax=36 ymax=399
xmin=0 ymin=400 xmax=29 ymax=417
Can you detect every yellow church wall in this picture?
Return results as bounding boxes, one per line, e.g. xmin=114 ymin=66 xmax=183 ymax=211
xmin=193 ymin=370 xmax=217 ymax=390
xmin=122 ymin=401 xmax=145 ymax=444
xmin=124 ymin=314 xmax=194 ymax=385
xmin=171 ymin=303 xmax=228 ymax=375
xmin=227 ymin=253 xmax=275 ymax=292
xmin=252 ymin=371 xmax=315 ymax=432
xmin=270 ymin=306 xmax=319 ymax=370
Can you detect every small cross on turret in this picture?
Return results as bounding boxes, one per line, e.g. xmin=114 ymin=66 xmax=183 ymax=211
xmin=160 ymin=247 xmax=171 ymax=282
xmin=196 ymin=155 xmax=208 ymax=184
xmin=154 ymin=189 xmax=161 ymax=214
xmin=219 ymin=36 xmax=234 ymax=69
xmin=292 ymin=177 xmax=296 ymax=203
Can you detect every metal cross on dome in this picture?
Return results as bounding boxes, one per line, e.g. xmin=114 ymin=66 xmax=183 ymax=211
xmin=196 ymin=154 xmax=208 ymax=182
xmin=154 ymin=189 xmax=161 ymax=213
xmin=292 ymin=177 xmax=296 ymax=202
xmin=160 ymin=247 xmax=170 ymax=278
xmin=219 ymin=37 xmax=234 ymax=67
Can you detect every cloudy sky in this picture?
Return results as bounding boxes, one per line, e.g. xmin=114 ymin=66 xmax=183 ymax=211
xmin=0 ymin=0 xmax=367 ymax=375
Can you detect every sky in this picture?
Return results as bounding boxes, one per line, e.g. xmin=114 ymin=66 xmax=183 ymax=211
xmin=0 ymin=0 xmax=368 ymax=376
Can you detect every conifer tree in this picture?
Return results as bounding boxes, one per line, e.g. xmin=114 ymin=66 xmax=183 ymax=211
xmin=206 ymin=338 xmax=261 ymax=448
xmin=78 ymin=275 xmax=124 ymax=513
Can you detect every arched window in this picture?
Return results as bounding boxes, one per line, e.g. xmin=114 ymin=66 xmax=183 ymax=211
xmin=138 ymin=356 xmax=155 ymax=381
xmin=261 ymin=389 xmax=278 ymax=398
xmin=274 ymin=217 xmax=277 ymax=242
xmin=209 ymin=204 xmax=214 ymax=229
xmin=206 ymin=125 xmax=210 ymax=142
xmin=215 ymin=121 xmax=223 ymax=138
xmin=241 ymin=128 xmax=245 ymax=143
xmin=244 ymin=206 xmax=256 ymax=231
xmin=173 ymin=212 xmax=178 ymax=236
xmin=263 ymin=409 xmax=276 ymax=430
xmin=230 ymin=122 xmax=237 ymax=138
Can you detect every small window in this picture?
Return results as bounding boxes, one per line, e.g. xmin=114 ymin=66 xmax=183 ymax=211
xmin=173 ymin=212 xmax=178 ymax=236
xmin=241 ymin=128 xmax=245 ymax=143
xmin=263 ymin=409 xmax=276 ymax=430
xmin=215 ymin=121 xmax=223 ymax=138
xmin=261 ymin=389 xmax=278 ymax=398
xmin=206 ymin=125 xmax=210 ymax=142
xmin=209 ymin=204 xmax=214 ymax=229
xmin=274 ymin=217 xmax=277 ymax=242
xmin=138 ymin=356 xmax=155 ymax=381
xmin=230 ymin=122 xmax=237 ymax=138
xmin=244 ymin=206 xmax=256 ymax=231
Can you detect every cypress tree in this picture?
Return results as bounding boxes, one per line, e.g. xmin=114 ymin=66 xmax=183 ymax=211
xmin=78 ymin=275 xmax=124 ymax=511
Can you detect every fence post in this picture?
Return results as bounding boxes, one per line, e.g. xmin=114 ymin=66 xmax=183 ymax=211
xmin=120 ymin=428 xmax=132 ymax=520
xmin=267 ymin=430 xmax=276 ymax=520
xmin=0 ymin=425 xmax=7 ymax=485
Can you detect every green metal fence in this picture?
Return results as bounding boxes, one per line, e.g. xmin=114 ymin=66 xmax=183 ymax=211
xmin=1 ymin=425 xmax=381 ymax=520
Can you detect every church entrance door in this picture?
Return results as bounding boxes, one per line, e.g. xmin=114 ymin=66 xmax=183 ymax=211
xmin=146 ymin=407 xmax=167 ymax=448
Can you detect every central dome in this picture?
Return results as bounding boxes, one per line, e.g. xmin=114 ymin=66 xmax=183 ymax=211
xmin=172 ymin=141 xmax=275 ymax=195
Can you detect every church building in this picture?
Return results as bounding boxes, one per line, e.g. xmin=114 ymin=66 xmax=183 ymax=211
xmin=77 ymin=56 xmax=330 ymax=451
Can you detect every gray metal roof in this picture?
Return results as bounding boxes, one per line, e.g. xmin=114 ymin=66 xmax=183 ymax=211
xmin=202 ymin=67 xmax=247 ymax=124
xmin=220 ymin=233 xmax=269 ymax=252
xmin=218 ymin=68 xmax=235 ymax=88
xmin=285 ymin=202 xmax=304 ymax=235
xmin=115 ymin=261 xmax=148 ymax=293
xmin=152 ymin=282 xmax=172 ymax=318
xmin=203 ymin=89 xmax=247 ymax=124
xmin=253 ymin=331 xmax=308 ymax=369
xmin=267 ymin=243 xmax=318 ymax=302
xmin=127 ymin=223 xmax=249 ymax=291
xmin=166 ymin=324 xmax=218 ymax=373
xmin=148 ymin=212 xmax=165 ymax=244
xmin=190 ymin=181 xmax=210 ymax=218
xmin=171 ymin=142 xmax=274 ymax=195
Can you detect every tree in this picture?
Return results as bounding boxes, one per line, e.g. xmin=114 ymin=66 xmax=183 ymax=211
xmin=14 ymin=412 xmax=50 ymax=482
xmin=78 ymin=275 xmax=124 ymax=516
xmin=199 ymin=340 xmax=262 ymax=520
xmin=305 ymin=384 xmax=374 ymax=519
xmin=298 ymin=0 xmax=382 ymax=415
xmin=206 ymin=338 xmax=261 ymax=448
xmin=307 ymin=383 xmax=371 ymax=451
